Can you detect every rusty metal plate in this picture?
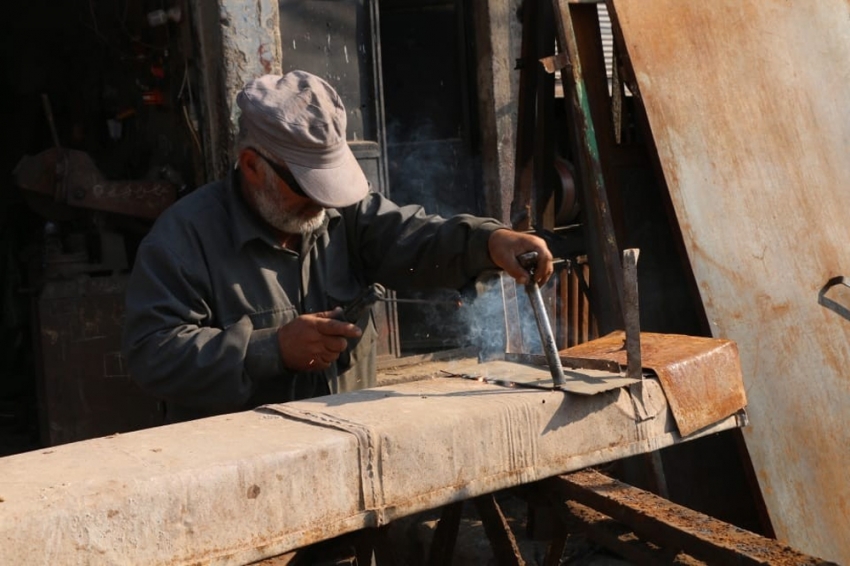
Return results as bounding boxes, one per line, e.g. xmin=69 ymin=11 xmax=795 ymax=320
xmin=562 ymin=332 xmax=746 ymax=437
xmin=611 ymin=1 xmax=850 ymax=562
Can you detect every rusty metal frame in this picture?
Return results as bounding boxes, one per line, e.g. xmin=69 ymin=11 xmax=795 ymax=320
xmin=543 ymin=469 xmax=839 ymax=566
xmin=553 ymin=0 xmax=624 ymax=334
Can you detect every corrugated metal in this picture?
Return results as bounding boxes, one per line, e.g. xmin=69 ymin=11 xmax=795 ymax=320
xmin=597 ymin=3 xmax=614 ymax=88
xmin=0 ymin=360 xmax=745 ymax=565
xmin=612 ymin=1 xmax=850 ymax=563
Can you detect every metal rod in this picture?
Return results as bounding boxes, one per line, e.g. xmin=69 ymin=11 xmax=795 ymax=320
xmin=380 ymin=297 xmax=461 ymax=306
xmin=518 ymin=252 xmax=566 ymax=387
xmin=622 ymin=248 xmax=642 ymax=382
xmin=525 ymin=280 xmax=567 ymax=387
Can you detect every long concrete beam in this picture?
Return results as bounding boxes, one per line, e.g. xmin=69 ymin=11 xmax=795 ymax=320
xmin=0 ymin=362 xmax=746 ymax=565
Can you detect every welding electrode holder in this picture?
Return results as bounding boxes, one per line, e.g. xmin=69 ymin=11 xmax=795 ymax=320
xmin=340 ymin=283 xmax=387 ymax=323
xmin=517 ymin=252 xmax=567 ymax=388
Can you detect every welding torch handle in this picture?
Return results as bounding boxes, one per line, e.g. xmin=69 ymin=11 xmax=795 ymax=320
xmin=340 ymin=283 xmax=386 ymax=323
xmin=517 ymin=251 xmax=539 ymax=277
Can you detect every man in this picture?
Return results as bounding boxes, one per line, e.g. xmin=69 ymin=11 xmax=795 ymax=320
xmin=123 ymin=70 xmax=553 ymax=423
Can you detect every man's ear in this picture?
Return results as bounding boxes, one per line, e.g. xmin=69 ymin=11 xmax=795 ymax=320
xmin=238 ymin=148 xmax=264 ymax=186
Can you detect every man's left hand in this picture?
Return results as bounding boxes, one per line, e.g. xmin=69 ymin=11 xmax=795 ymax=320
xmin=487 ymin=229 xmax=554 ymax=286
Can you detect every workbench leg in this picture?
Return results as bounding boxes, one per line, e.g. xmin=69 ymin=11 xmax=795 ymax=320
xmin=427 ymin=502 xmax=463 ymax=566
xmin=353 ymin=526 xmax=396 ymax=566
xmin=474 ymin=494 xmax=527 ymax=566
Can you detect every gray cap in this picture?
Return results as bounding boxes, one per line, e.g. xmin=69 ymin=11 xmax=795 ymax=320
xmin=236 ymin=71 xmax=369 ymax=208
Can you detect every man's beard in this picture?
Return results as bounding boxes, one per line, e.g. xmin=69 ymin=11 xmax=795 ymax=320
xmin=252 ymin=173 xmax=326 ymax=234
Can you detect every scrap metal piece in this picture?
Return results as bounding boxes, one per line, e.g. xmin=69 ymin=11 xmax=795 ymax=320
xmin=560 ymin=501 xmax=706 ymax=565
xmin=611 ymin=2 xmax=850 ymax=558
xmin=548 ymin=469 xmax=839 ymax=566
xmin=539 ymin=52 xmax=570 ymax=74
xmin=621 ymin=248 xmax=651 ymax=421
xmin=440 ymin=360 xmax=639 ymax=396
xmin=562 ymin=332 xmax=747 ymax=436
xmin=818 ymin=276 xmax=850 ymax=322
xmin=440 ymin=369 xmax=555 ymax=392
xmin=504 ymin=352 xmax=620 ymax=374
xmin=621 ymin=249 xmax=642 ymax=383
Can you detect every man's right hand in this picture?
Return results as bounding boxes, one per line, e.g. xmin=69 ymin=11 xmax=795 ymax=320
xmin=277 ymin=308 xmax=363 ymax=372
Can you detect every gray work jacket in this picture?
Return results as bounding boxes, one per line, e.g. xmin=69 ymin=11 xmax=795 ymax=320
xmin=122 ymin=173 xmax=504 ymax=422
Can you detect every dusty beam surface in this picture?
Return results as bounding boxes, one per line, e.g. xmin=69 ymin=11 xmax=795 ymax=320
xmin=0 ymin=366 xmax=744 ymax=565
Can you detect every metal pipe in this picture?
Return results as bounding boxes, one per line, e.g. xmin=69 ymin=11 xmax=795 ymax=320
xmin=518 ymin=252 xmax=566 ymax=387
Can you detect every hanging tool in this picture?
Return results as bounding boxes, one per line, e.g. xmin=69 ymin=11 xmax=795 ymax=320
xmin=517 ymin=252 xmax=566 ymax=388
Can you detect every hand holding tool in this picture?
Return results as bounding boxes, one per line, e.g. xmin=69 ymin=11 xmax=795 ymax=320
xmin=517 ymin=252 xmax=566 ymax=388
xmin=341 ymin=283 xmax=387 ymax=323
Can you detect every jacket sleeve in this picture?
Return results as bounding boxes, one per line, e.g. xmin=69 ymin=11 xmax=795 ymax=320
xmin=121 ymin=239 xmax=281 ymax=412
xmin=343 ymin=192 xmax=506 ymax=289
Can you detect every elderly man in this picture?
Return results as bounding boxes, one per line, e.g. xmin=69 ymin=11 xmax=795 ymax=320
xmin=122 ymin=70 xmax=552 ymax=423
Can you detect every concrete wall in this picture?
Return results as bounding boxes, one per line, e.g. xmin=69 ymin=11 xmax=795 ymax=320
xmin=190 ymin=0 xmax=282 ymax=179
xmin=472 ymin=0 xmax=523 ymax=225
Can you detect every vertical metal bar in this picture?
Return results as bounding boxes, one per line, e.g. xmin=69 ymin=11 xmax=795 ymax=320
xmin=510 ymin=0 xmax=542 ymax=231
xmin=622 ymin=248 xmax=641 ymax=381
xmin=569 ymin=263 xmax=580 ymax=347
xmin=558 ymin=266 xmax=569 ymax=348
xmin=533 ymin=0 xmax=557 ymax=230
xmin=553 ymin=0 xmax=624 ymax=334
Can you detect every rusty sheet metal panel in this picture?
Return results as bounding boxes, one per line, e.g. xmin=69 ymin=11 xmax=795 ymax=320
xmin=0 ymin=370 xmax=745 ymax=565
xmin=610 ymin=1 xmax=850 ymax=562
xmin=563 ymin=332 xmax=746 ymax=437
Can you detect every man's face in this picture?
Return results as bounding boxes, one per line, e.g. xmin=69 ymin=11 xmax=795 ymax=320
xmin=247 ymin=155 xmax=326 ymax=235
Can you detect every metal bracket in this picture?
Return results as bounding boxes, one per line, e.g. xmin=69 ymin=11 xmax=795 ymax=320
xmin=818 ymin=276 xmax=850 ymax=322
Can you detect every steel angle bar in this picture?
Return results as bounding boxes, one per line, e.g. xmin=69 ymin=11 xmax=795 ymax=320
xmin=547 ymin=470 xmax=839 ymax=566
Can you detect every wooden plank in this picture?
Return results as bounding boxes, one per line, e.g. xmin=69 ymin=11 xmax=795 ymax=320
xmin=610 ymin=1 xmax=850 ymax=563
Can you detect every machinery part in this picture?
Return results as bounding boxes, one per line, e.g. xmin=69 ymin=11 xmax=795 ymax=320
xmin=13 ymin=148 xmax=177 ymax=221
xmin=518 ymin=156 xmax=581 ymax=227
xmin=517 ymin=251 xmax=566 ymax=387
